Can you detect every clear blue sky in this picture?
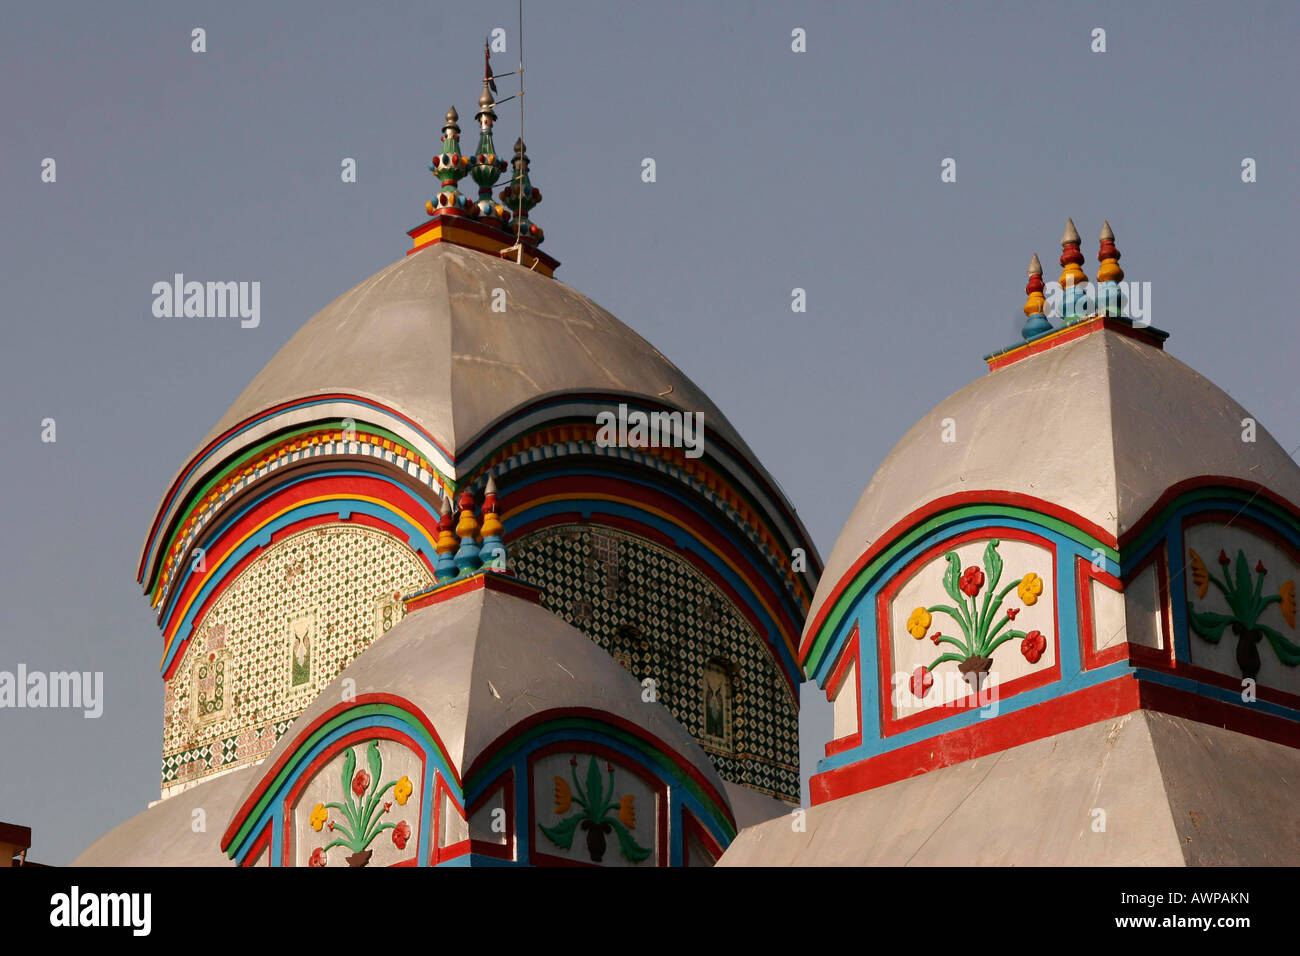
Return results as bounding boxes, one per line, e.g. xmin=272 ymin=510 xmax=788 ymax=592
xmin=2 ymin=0 xmax=1296 ymax=864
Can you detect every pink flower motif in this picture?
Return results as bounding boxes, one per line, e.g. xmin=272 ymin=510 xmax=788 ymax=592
xmin=392 ymin=820 xmax=411 ymax=851
xmin=1021 ymin=630 xmax=1047 ymax=664
xmin=309 ymin=847 xmax=326 ymax=867
xmin=352 ymin=770 xmax=370 ymax=797
xmin=959 ymin=566 xmax=985 ymax=597
xmin=909 ymin=666 xmax=934 ymax=698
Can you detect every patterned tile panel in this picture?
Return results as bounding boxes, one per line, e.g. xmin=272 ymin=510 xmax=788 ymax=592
xmin=510 ymin=523 xmax=799 ymax=800
xmin=161 ymin=525 xmax=434 ymax=790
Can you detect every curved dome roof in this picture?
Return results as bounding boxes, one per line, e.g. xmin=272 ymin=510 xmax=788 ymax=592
xmin=197 ymin=242 xmax=748 ymax=459
xmin=807 ymin=325 xmax=1300 ymax=634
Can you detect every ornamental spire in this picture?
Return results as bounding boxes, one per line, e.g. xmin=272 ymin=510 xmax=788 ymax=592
xmin=1096 ymin=219 xmax=1125 ymax=317
xmin=479 ymin=475 xmax=507 ymax=570
xmin=500 ymin=138 xmax=544 ymax=246
xmin=427 ymin=106 xmax=475 ymax=216
xmin=1021 ymin=253 xmax=1051 ymax=339
xmin=1058 ymin=217 xmax=1089 ymax=321
xmin=470 ymin=43 xmax=511 ymax=226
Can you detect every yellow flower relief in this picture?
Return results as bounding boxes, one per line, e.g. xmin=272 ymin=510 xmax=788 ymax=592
xmin=553 ymin=777 xmax=572 ymax=814
xmin=309 ymin=803 xmax=328 ymax=832
xmin=1281 ymin=580 xmax=1296 ymax=629
xmin=394 ymin=775 xmax=413 ymax=807
xmin=1018 ymin=572 xmax=1044 ymax=606
xmin=1188 ymin=550 xmax=1210 ymax=600
xmin=906 ymin=607 xmax=932 ymax=640
xmin=619 ymin=794 xmax=636 ymax=828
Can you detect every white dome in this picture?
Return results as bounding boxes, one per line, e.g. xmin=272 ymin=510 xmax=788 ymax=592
xmin=807 ymin=326 xmax=1300 ymax=636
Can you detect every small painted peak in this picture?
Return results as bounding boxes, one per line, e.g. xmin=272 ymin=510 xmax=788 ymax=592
xmin=1060 ymin=217 xmax=1080 ymax=246
xmin=1021 ymin=252 xmax=1051 ymax=340
xmin=1097 ymin=219 xmax=1124 ymax=283
xmin=471 ymin=47 xmax=511 ymax=226
xmin=1096 ymin=219 xmax=1125 ymax=315
xmin=427 ymin=104 xmax=474 ymax=216
xmin=1057 ymin=217 xmax=1088 ymax=319
xmin=500 ymin=138 xmax=545 ymax=246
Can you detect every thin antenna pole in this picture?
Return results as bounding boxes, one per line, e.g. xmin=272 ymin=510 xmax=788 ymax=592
xmin=515 ymin=0 xmax=524 ymax=260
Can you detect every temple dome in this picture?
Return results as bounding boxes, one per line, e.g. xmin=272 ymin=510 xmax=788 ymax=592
xmin=195 ymin=242 xmax=750 ymax=463
xmin=808 ymin=324 xmax=1300 ymax=633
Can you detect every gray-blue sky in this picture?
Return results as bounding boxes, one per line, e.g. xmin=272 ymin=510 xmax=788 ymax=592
xmin=1 ymin=0 xmax=1296 ymax=865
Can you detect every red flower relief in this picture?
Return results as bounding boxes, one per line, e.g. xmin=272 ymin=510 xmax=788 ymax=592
xmin=352 ymin=770 xmax=370 ymax=797
xmin=309 ymin=847 xmax=326 ymax=868
xmin=1218 ymin=550 xmax=1230 ymax=566
xmin=909 ymin=666 xmax=934 ymax=698
xmin=1257 ymin=560 xmax=1267 ymax=575
xmin=1021 ymin=630 xmax=1047 ymax=664
xmin=959 ymin=566 xmax=985 ymax=597
xmin=392 ymin=820 xmax=411 ymax=851
xmin=1006 ymin=607 xmax=1019 ymax=620
xmin=930 ymin=630 xmax=942 ymax=645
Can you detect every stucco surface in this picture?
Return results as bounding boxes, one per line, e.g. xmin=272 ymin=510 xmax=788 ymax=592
xmin=73 ymin=764 xmax=255 ymax=866
xmin=718 ymin=711 xmax=1241 ymax=866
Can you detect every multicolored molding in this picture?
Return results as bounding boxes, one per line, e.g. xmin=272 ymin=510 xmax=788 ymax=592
xmin=804 ymin=478 xmax=1300 ymax=806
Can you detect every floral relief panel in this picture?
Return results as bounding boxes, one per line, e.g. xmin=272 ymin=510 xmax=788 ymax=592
xmin=888 ymin=536 xmax=1056 ymax=720
xmin=291 ymin=739 xmax=424 ymax=867
xmin=1184 ymin=523 xmax=1300 ymax=695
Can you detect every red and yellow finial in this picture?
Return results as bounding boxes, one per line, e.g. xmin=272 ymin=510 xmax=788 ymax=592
xmin=1096 ymin=220 xmax=1123 ymax=283
xmin=1021 ymin=253 xmax=1051 ymax=339
xmin=1058 ymin=218 xmax=1089 ymax=320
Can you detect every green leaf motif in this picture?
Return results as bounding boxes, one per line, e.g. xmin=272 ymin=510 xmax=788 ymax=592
xmin=1188 ymin=606 xmax=1235 ymax=643
xmin=942 ymin=553 xmax=963 ymax=605
xmin=1258 ymin=624 xmax=1300 ymax=666
xmin=608 ymin=818 xmax=652 ymax=863
xmin=539 ymin=815 xmax=582 ymax=851
xmin=1233 ymin=551 xmax=1252 ymax=615
xmin=584 ymin=757 xmax=604 ymax=813
xmin=983 ymin=539 xmax=1003 ymax=594
xmin=366 ymin=740 xmax=383 ymax=796
xmin=341 ymin=747 xmax=356 ymax=801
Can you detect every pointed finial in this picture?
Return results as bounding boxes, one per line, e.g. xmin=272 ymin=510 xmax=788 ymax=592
xmin=479 ymin=475 xmax=507 ymax=570
xmin=426 ymin=106 xmax=474 ymax=217
xmin=454 ymin=487 xmax=483 ymax=573
xmin=471 ymin=49 xmax=511 ymax=226
xmin=434 ymin=491 xmax=459 ymax=580
xmin=500 ymin=139 xmax=545 ymax=246
xmin=1096 ymin=219 xmax=1125 ymax=316
xmin=1021 ymin=253 xmax=1051 ymax=340
xmin=1058 ymin=217 xmax=1089 ymax=321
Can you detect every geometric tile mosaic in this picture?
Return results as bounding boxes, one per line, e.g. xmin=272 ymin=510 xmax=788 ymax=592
xmin=161 ymin=524 xmax=434 ymax=792
xmin=511 ymin=523 xmax=799 ymax=801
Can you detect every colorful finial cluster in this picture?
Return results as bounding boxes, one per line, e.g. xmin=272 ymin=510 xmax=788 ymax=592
xmin=1021 ymin=253 xmax=1051 ymax=339
xmin=1095 ymin=220 xmax=1124 ymax=317
xmin=433 ymin=479 xmax=509 ymax=583
xmin=1057 ymin=218 xmax=1089 ymax=321
xmin=421 ymin=48 xmax=544 ymax=246
xmin=1017 ymin=219 xmax=1132 ymax=341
